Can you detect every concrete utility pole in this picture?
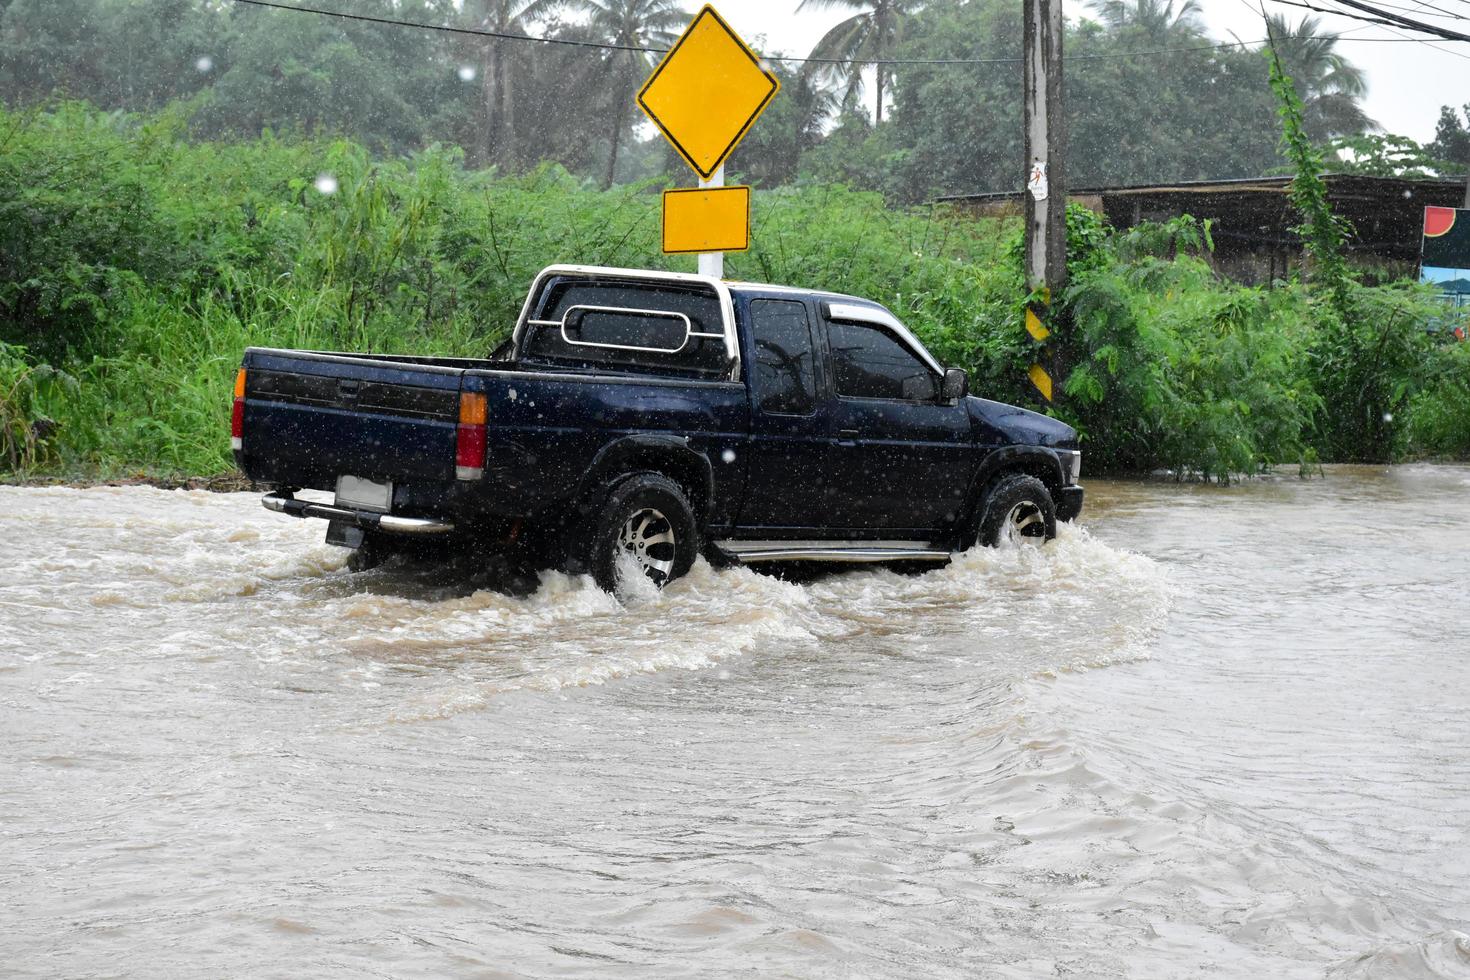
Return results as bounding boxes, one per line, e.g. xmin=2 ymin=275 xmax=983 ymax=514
xmin=1023 ymin=0 xmax=1066 ymax=292
xmin=1022 ymin=0 xmax=1066 ymax=402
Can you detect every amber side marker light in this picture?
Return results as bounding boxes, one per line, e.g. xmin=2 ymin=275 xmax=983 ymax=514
xmin=231 ymin=368 xmax=246 ymax=450
xmin=456 ymin=391 xmax=487 ymax=480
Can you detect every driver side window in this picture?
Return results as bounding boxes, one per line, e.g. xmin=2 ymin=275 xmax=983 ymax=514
xmin=829 ymin=319 xmax=938 ymax=401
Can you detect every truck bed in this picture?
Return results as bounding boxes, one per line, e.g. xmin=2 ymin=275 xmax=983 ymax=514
xmin=236 ymin=346 xmax=750 ymax=528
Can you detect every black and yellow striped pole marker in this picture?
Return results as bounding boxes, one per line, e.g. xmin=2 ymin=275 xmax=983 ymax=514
xmin=1025 ymin=287 xmax=1054 ymax=403
xmin=1023 ymin=0 xmax=1066 ymax=404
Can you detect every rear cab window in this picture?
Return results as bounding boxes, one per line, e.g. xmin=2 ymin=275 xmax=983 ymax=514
xmin=519 ymin=276 xmax=731 ymax=380
xmin=748 ymin=298 xmax=818 ymax=415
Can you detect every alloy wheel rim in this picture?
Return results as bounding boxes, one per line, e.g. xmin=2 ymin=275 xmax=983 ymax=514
xmin=1003 ymin=500 xmax=1047 ymax=545
xmin=617 ymin=507 xmax=676 ymax=584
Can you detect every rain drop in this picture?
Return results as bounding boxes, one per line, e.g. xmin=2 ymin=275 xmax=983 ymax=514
xmin=314 ymin=173 xmax=338 ymax=195
xmin=458 ymin=65 xmax=478 ymax=82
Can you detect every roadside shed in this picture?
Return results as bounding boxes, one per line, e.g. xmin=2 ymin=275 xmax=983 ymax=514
xmin=938 ymin=174 xmax=1467 ymax=285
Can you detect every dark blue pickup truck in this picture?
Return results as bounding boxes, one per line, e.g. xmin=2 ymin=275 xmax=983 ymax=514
xmin=234 ymin=265 xmax=1083 ymax=592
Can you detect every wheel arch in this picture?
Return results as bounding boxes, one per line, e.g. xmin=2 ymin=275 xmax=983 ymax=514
xmin=576 ymin=435 xmax=715 ymax=526
xmin=957 ymin=447 xmax=1066 ymax=548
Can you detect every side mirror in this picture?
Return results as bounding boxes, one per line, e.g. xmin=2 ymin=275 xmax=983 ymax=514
xmin=941 ymin=367 xmax=969 ymax=402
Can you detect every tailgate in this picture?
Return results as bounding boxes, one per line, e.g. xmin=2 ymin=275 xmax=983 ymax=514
xmin=239 ymin=349 xmax=464 ymax=487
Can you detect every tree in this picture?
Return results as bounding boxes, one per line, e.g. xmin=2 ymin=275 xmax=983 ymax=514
xmin=879 ymin=0 xmax=1020 ymax=200
xmin=461 ymin=0 xmax=568 ymax=169
xmin=1326 ymin=133 xmax=1449 ymax=179
xmin=1068 ymin=13 xmax=1280 ymax=188
xmin=192 ymin=0 xmax=449 ymax=156
xmin=1428 ymin=104 xmax=1469 ymax=176
xmin=564 ymin=0 xmax=683 ymax=188
xmin=100 ymin=0 xmax=217 ymax=110
xmin=796 ymin=0 xmax=926 ymax=125
xmin=1087 ymin=0 xmax=1204 ymax=36
xmin=877 ymin=0 xmax=1281 ymax=202
xmin=728 ymin=61 xmax=837 ymax=186
xmin=1259 ymin=14 xmax=1373 ymax=142
xmin=0 ymin=0 xmax=110 ymax=104
xmin=492 ymin=17 xmax=631 ymax=178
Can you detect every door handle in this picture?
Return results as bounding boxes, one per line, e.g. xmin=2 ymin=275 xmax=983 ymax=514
xmin=836 ymin=428 xmax=859 ymax=447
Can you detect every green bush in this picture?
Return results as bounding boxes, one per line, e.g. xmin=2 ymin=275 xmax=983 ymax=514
xmin=1061 ymin=250 xmax=1319 ymax=480
xmin=0 ymin=341 xmax=75 ymax=471
xmin=1406 ymin=340 xmax=1470 ymax=459
xmin=1307 ymin=282 xmax=1443 ymax=462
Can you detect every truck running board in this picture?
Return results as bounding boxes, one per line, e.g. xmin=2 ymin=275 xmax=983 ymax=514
xmin=715 ymin=540 xmax=951 ymax=563
xmin=261 ymin=492 xmax=455 ymax=535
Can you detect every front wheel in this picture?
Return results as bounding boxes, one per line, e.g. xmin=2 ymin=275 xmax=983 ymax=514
xmin=588 ymin=474 xmax=698 ymax=595
xmin=976 ymin=474 xmax=1058 ymax=548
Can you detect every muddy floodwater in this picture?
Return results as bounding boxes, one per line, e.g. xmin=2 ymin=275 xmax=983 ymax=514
xmin=3 ymin=466 xmax=1469 ymax=978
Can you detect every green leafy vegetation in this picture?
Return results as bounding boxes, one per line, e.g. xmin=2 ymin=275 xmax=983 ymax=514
xmin=0 ymin=340 xmax=74 ymax=471
xmin=1263 ymin=34 xmax=1450 ymax=466
xmin=0 ymin=104 xmax=1466 ymax=483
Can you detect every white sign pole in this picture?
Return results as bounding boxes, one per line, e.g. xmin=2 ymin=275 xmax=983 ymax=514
xmin=698 ymin=164 xmax=725 ymax=279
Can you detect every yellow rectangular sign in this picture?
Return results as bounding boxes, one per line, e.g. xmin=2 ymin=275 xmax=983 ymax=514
xmin=662 ymin=185 xmax=750 ymax=255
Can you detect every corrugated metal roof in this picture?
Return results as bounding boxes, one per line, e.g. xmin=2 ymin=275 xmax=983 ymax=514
xmin=936 ymin=173 xmax=1466 ymax=205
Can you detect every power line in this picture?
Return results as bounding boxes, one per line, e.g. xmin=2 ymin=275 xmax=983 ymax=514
xmin=1274 ymin=0 xmax=1470 ymax=39
xmin=1328 ymin=0 xmax=1470 ymax=35
xmin=1322 ymin=0 xmax=1470 ymax=58
xmin=1362 ymin=0 xmax=1470 ymax=21
xmin=230 ymin=0 xmax=657 ymax=53
xmin=1332 ymin=1 xmax=1470 ymax=59
xmin=227 ymin=0 xmax=1456 ymax=69
xmin=1270 ymin=0 xmax=1417 ymax=27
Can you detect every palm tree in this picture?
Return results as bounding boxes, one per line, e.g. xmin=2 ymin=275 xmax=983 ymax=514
xmin=1262 ymin=14 xmax=1374 ymax=141
xmin=797 ymin=0 xmax=926 ymax=125
xmin=463 ymin=0 xmax=570 ymax=168
xmin=1087 ymin=0 xmax=1204 ymax=37
xmin=563 ymin=0 xmax=684 ymax=188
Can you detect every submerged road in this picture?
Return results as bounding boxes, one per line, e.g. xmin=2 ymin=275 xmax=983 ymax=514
xmin=2 ymin=466 xmax=1468 ymax=977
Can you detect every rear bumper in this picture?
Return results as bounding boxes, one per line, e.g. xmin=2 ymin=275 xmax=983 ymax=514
xmin=261 ymin=492 xmax=456 ymax=535
xmin=1056 ymin=484 xmax=1084 ymax=522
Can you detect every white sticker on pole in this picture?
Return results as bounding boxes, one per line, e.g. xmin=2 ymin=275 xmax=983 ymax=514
xmin=1027 ymin=160 xmax=1049 ymax=202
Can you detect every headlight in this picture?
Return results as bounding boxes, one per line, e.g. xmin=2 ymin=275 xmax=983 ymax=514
xmin=1062 ymin=451 xmax=1081 ymax=484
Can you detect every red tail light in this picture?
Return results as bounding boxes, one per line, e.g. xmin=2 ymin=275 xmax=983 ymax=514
xmin=456 ymin=391 xmax=487 ymax=480
xmin=231 ymin=368 xmax=246 ymax=450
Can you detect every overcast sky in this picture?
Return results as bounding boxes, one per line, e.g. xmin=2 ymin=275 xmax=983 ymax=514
xmin=716 ymin=0 xmax=1466 ymax=144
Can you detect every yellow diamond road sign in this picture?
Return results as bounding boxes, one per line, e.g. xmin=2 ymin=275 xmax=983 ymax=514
xmin=637 ymin=5 xmax=780 ymax=181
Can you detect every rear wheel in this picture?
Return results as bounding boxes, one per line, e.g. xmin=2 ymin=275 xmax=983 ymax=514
xmin=345 ymin=530 xmax=391 ymax=571
xmin=588 ymin=474 xmax=698 ymax=595
xmin=977 ymin=474 xmax=1057 ymax=547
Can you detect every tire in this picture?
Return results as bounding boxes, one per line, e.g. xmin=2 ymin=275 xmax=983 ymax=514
xmin=588 ymin=473 xmax=699 ymax=595
xmin=346 ymin=530 xmax=391 ymax=571
xmin=976 ymin=474 xmax=1057 ymax=548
